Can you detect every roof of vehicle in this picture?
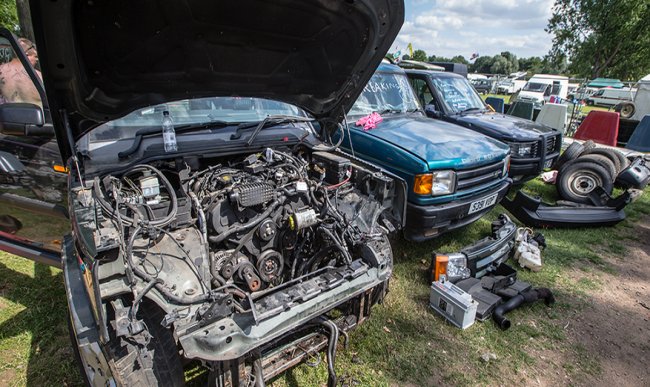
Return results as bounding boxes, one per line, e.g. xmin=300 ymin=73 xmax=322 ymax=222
xmin=587 ymin=78 xmax=625 ymax=88
xmin=377 ymin=62 xmax=408 ymax=74
xmin=529 ymin=74 xmax=569 ymax=80
xmin=404 ymin=69 xmax=465 ymax=79
xmin=397 ymin=60 xmax=445 ymax=71
xmin=29 ymin=0 xmax=405 ymax=153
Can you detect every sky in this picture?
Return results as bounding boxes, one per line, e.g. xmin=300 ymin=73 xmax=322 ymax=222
xmin=392 ymin=0 xmax=555 ymax=60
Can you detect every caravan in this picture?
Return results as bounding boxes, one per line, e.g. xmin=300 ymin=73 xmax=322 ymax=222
xmin=513 ymin=74 xmax=569 ymax=107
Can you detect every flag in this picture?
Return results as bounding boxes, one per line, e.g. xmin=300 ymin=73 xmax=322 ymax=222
xmin=470 ymin=52 xmax=479 ymax=60
xmin=407 ymin=43 xmax=414 ymax=58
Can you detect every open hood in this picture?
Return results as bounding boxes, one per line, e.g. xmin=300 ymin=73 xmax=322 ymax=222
xmin=30 ymin=0 xmax=404 ymax=156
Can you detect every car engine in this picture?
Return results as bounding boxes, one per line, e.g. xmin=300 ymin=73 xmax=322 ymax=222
xmin=74 ymin=145 xmax=402 ymax=367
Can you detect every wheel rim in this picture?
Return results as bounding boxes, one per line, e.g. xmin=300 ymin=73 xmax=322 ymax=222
xmin=568 ymin=171 xmax=601 ymax=196
xmin=621 ymin=105 xmax=633 ymax=116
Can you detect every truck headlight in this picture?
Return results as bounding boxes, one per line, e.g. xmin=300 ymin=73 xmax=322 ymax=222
xmin=414 ymin=171 xmax=456 ymax=196
xmin=503 ymin=155 xmax=510 ymax=176
xmin=508 ymin=142 xmax=535 ymax=158
xmin=430 ymin=253 xmax=471 ymax=283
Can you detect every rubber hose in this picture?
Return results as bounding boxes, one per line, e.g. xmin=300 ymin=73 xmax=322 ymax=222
xmin=208 ymin=199 xmax=281 ymax=244
xmin=492 ymin=288 xmax=555 ymax=330
xmin=318 ymin=318 xmax=339 ymax=387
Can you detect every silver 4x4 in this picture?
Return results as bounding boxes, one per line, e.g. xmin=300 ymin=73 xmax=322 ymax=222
xmin=0 ymin=1 xmax=406 ymax=385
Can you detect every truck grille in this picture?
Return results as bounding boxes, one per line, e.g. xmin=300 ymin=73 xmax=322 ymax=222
xmin=545 ymin=134 xmax=561 ymax=154
xmin=456 ymin=160 xmax=505 ymax=192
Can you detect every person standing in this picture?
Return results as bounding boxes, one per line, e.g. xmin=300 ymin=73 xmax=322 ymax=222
xmin=0 ymin=37 xmax=42 ymax=106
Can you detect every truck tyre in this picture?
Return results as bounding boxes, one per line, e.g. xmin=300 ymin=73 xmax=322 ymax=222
xmin=552 ymin=142 xmax=584 ymax=170
xmin=107 ymin=300 xmax=185 ymax=387
xmin=562 ymin=154 xmax=616 ymax=182
xmin=556 ymin=162 xmax=613 ymax=204
xmin=581 ymin=140 xmax=596 ymax=152
xmin=582 ymin=147 xmax=627 ymax=174
xmin=615 ymin=102 xmax=635 ymax=119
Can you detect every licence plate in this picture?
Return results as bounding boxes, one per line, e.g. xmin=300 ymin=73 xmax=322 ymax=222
xmin=468 ymin=193 xmax=498 ymax=215
xmin=544 ymin=158 xmax=554 ymax=169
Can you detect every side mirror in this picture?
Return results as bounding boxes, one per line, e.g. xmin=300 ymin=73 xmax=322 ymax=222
xmin=425 ymin=104 xmax=441 ymax=119
xmin=0 ymin=103 xmax=54 ymax=136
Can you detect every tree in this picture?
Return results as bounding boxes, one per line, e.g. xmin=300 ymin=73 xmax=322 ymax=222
xmin=0 ymin=1 xmax=18 ymax=32
xmin=471 ymin=56 xmax=494 ymax=73
xmin=411 ymin=49 xmax=428 ymax=62
xmin=16 ymin=0 xmax=33 ymax=41
xmin=450 ymin=55 xmax=469 ymax=65
xmin=546 ymin=0 xmax=650 ymax=80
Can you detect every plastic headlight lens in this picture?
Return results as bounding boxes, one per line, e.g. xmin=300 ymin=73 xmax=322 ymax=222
xmin=431 ymin=170 xmax=456 ymax=196
xmin=509 ymin=143 xmax=535 ymax=158
xmin=431 ymin=253 xmax=470 ymax=282
xmin=503 ymin=155 xmax=511 ymax=176
xmin=414 ymin=171 xmax=456 ymax=196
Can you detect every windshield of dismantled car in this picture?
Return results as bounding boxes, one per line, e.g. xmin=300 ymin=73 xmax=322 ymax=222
xmin=87 ymin=97 xmax=309 ymax=143
xmin=522 ymin=82 xmax=547 ymax=92
xmin=430 ymin=76 xmax=485 ymax=113
xmin=349 ymin=72 xmax=420 ymax=116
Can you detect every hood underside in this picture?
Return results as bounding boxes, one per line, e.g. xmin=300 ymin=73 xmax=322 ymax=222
xmin=30 ymin=0 xmax=404 ymax=148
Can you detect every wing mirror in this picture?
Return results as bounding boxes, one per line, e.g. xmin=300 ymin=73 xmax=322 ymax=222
xmin=0 ymin=103 xmax=54 ymax=136
xmin=425 ymin=104 xmax=441 ymax=119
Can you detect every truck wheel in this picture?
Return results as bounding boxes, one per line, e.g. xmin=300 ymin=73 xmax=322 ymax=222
xmin=107 ymin=300 xmax=185 ymax=386
xmin=562 ymin=154 xmax=616 ymax=182
xmin=615 ymin=102 xmax=635 ymax=119
xmin=582 ymin=147 xmax=627 ymax=174
xmin=552 ymin=142 xmax=584 ymax=170
xmin=557 ymin=162 xmax=613 ymax=204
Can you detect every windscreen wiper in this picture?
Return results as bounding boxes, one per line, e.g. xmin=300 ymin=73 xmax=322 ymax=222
xmin=229 ymin=115 xmax=314 ymax=146
xmin=458 ymin=107 xmax=484 ymax=116
xmin=118 ymin=119 xmax=234 ymax=159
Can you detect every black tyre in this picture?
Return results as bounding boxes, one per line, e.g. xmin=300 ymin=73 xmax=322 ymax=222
xmin=107 ymin=300 xmax=185 ymax=386
xmin=582 ymin=140 xmax=597 ymax=152
xmin=615 ymin=102 xmax=635 ymax=119
xmin=556 ymin=161 xmax=613 ymax=204
xmin=582 ymin=147 xmax=627 ymax=174
xmin=552 ymin=142 xmax=585 ymax=170
xmin=562 ymin=154 xmax=616 ymax=181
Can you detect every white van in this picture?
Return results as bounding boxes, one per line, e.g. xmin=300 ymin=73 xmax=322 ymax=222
xmin=514 ymin=74 xmax=569 ymax=107
xmin=585 ymin=88 xmax=635 ymax=107
xmin=497 ymin=71 xmax=527 ymax=94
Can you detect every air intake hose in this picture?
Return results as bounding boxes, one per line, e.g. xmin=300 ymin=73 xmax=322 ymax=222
xmin=493 ymin=288 xmax=555 ymax=330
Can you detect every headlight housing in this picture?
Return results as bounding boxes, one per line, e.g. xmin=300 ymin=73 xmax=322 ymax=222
xmin=414 ymin=170 xmax=456 ymax=196
xmin=508 ymin=142 xmax=536 ymax=158
xmin=430 ymin=253 xmax=471 ymax=283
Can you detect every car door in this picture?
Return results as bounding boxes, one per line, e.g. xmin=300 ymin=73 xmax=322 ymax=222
xmin=0 ymin=30 xmax=68 ymax=267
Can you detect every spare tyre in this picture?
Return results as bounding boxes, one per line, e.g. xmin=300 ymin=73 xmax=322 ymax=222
xmin=615 ymin=102 xmax=636 ymax=119
xmin=582 ymin=147 xmax=627 ymax=174
xmin=556 ymin=161 xmax=613 ymax=204
xmin=562 ymin=154 xmax=617 ymax=182
xmin=552 ymin=142 xmax=585 ymax=170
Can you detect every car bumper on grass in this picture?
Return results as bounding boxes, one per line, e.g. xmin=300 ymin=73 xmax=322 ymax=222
xmin=404 ymin=179 xmax=512 ymax=241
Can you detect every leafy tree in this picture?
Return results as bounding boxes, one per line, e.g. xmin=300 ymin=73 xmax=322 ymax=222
xmin=546 ymin=0 xmax=650 ymax=80
xmin=0 ymin=1 xmax=18 ymax=32
xmin=450 ymin=55 xmax=469 ymax=65
xmin=471 ymin=56 xmax=494 ymax=73
xmin=412 ymin=49 xmax=428 ymax=62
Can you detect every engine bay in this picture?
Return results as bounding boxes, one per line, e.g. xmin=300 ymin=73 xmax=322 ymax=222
xmin=71 ymin=145 xmax=403 ymax=356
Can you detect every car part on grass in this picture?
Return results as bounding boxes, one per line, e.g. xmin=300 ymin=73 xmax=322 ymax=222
xmin=556 ymin=161 xmax=613 ymax=204
xmin=502 ymin=190 xmax=627 ymax=228
xmin=615 ymin=156 xmax=649 ymax=189
xmin=429 ymin=278 xmax=478 ymax=329
xmin=429 ymin=214 xmax=517 ymax=283
xmin=492 ymin=287 xmax=555 ymax=330
xmin=615 ymin=101 xmax=636 ymax=119
xmin=454 ymin=263 xmax=555 ymax=329
xmin=552 ymin=141 xmax=584 ymax=170
xmin=513 ymin=228 xmax=544 ymax=272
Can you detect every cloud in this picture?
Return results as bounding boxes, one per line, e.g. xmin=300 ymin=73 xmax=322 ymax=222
xmin=393 ymin=0 xmax=554 ymax=58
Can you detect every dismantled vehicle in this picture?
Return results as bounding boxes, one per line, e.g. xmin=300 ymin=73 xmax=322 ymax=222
xmin=340 ymin=62 xmax=512 ymax=241
xmin=404 ymin=70 xmax=563 ymax=183
xmin=0 ymin=0 xmax=407 ymax=385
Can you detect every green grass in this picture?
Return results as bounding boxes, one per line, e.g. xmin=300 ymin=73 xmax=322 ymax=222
xmin=0 ymin=184 xmax=648 ymax=386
